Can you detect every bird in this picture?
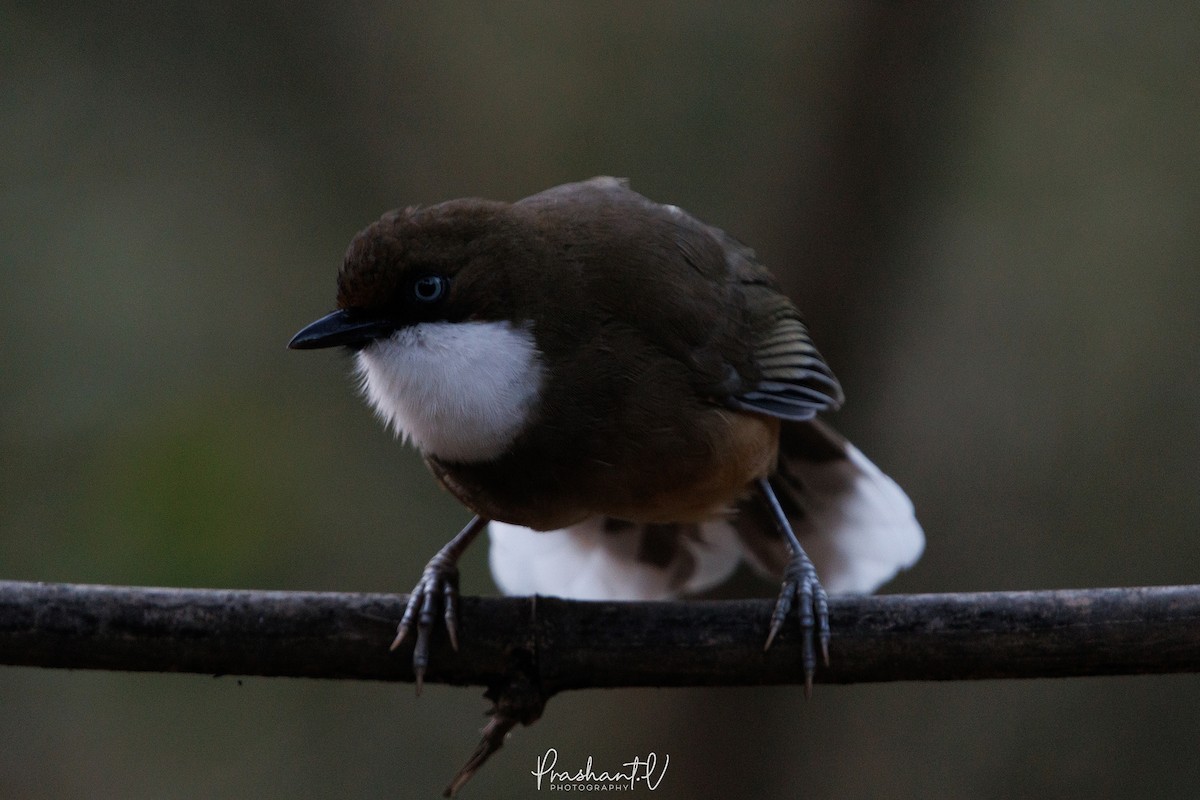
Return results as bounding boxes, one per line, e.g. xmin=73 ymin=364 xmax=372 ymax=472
xmin=289 ymin=176 xmax=924 ymax=695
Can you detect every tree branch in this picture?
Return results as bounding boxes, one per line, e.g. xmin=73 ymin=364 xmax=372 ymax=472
xmin=3 ymin=580 xmax=1199 ymax=688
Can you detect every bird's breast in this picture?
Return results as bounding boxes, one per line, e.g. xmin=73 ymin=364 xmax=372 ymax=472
xmin=355 ymin=320 xmax=544 ymax=463
xmin=428 ymin=406 xmax=781 ymax=531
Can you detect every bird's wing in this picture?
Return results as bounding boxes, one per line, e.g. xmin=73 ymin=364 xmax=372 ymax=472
xmin=724 ymin=283 xmax=844 ymax=420
xmin=520 ymin=176 xmax=844 ymax=421
xmin=701 ymin=225 xmax=844 ymax=421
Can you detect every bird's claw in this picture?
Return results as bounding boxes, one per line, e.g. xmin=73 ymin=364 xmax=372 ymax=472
xmin=391 ymin=550 xmax=461 ymax=694
xmin=765 ymin=552 xmax=830 ymax=698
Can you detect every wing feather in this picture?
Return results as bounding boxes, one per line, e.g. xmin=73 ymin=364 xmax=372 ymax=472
xmin=726 ymin=289 xmax=844 ymax=420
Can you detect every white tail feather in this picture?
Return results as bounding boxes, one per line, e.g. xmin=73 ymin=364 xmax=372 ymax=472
xmin=488 ymin=518 xmax=742 ymax=601
xmin=777 ymin=442 xmax=924 ymax=594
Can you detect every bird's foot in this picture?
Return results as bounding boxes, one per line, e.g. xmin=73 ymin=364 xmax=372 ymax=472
xmin=391 ymin=516 xmax=489 ymax=694
xmin=764 ymin=549 xmax=830 ymax=698
xmin=391 ymin=549 xmax=461 ymax=694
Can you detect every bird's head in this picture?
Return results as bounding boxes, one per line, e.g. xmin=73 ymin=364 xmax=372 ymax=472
xmin=289 ymin=200 xmax=548 ymax=463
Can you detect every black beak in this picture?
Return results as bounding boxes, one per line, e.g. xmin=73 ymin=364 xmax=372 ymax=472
xmin=288 ymin=309 xmax=396 ymax=350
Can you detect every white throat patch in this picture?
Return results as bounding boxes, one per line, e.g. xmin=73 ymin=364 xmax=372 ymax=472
xmin=355 ymin=321 xmax=544 ymax=463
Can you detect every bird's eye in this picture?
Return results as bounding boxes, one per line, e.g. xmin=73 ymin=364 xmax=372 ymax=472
xmin=412 ymin=275 xmax=448 ymax=303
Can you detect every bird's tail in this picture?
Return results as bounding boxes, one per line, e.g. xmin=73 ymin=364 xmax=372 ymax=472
xmin=486 ymin=420 xmax=923 ymax=600
xmin=487 ymin=516 xmax=744 ymax=601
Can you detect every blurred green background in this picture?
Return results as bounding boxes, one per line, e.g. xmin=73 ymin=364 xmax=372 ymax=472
xmin=3 ymin=2 xmax=1200 ymax=798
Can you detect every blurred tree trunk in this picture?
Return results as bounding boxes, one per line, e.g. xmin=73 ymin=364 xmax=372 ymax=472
xmin=677 ymin=6 xmax=988 ymax=797
xmin=778 ymin=4 xmax=987 ymax=387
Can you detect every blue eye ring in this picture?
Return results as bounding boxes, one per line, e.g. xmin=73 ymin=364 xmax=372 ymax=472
xmin=412 ymin=275 xmax=448 ymax=303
